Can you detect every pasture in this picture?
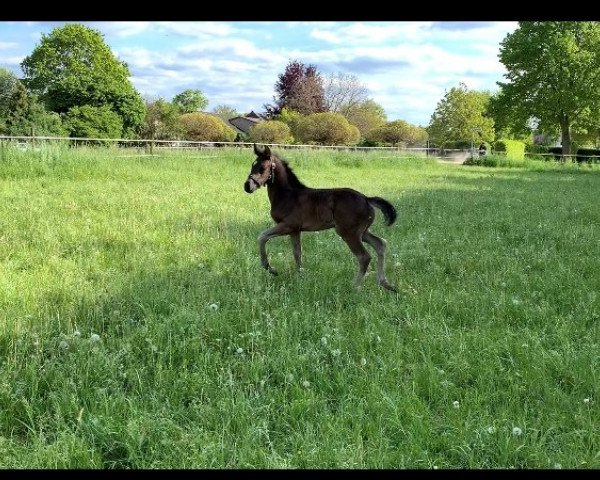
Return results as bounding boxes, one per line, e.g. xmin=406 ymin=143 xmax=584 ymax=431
xmin=1 ymin=143 xmax=600 ymax=468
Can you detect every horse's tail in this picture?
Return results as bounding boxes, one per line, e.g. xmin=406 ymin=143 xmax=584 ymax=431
xmin=368 ymin=197 xmax=397 ymax=226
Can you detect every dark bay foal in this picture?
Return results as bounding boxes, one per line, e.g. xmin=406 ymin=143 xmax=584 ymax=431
xmin=244 ymin=144 xmax=398 ymax=292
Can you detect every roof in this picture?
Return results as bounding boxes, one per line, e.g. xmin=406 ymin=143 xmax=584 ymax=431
xmin=228 ymin=111 xmax=266 ymax=134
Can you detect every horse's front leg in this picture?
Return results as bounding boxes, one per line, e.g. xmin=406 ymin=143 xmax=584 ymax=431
xmin=258 ymin=223 xmax=293 ymax=275
xmin=290 ymin=232 xmax=302 ymax=271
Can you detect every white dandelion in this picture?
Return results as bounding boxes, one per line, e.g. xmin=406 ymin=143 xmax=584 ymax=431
xmin=90 ymin=333 xmax=100 ymax=343
xmin=302 ymin=380 xmax=311 ymax=388
xmin=208 ymin=303 xmax=219 ymax=311
xmin=512 ymin=427 xmax=522 ymax=436
xmin=453 ymin=400 xmax=460 ymax=409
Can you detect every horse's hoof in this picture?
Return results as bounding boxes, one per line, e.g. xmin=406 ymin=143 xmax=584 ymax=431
xmin=381 ymin=282 xmax=398 ymax=293
xmin=268 ymin=268 xmax=279 ymax=276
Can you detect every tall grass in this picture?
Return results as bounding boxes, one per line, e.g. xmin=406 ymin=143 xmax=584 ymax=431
xmin=1 ymin=143 xmax=600 ymax=468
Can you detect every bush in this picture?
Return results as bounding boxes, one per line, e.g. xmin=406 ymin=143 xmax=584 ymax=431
xmin=525 ymin=144 xmax=550 ymax=154
xmin=295 ymin=112 xmax=360 ymax=145
xmin=178 ymin=113 xmax=236 ymax=142
xmin=493 ymin=139 xmax=525 ymax=160
xmin=575 ymin=148 xmax=600 ymax=164
xmin=248 ymin=120 xmax=293 ymax=144
xmin=463 ymin=154 xmax=525 ymax=168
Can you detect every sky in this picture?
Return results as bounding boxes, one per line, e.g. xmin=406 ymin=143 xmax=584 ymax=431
xmin=0 ymin=21 xmax=518 ymax=126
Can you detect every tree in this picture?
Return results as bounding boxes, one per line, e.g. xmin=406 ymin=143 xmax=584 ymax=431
xmin=495 ymin=21 xmax=600 ymax=155
xmin=212 ymin=104 xmax=239 ymax=122
xmin=0 ymin=68 xmax=65 ymax=136
xmin=248 ymin=120 xmax=292 ymax=144
xmin=140 ymin=98 xmax=183 ymax=140
xmin=345 ymin=99 xmax=387 ymax=138
xmin=324 ymin=72 xmax=369 ymax=116
xmin=178 ymin=112 xmax=236 ymax=142
xmin=427 ymin=83 xmax=494 ymax=148
xmin=172 ymin=89 xmax=208 ymax=114
xmin=21 ymin=23 xmax=145 ymax=137
xmin=64 ymin=105 xmax=123 ymax=139
xmin=267 ymin=60 xmax=326 ymax=116
xmin=0 ymin=68 xmax=19 ymax=120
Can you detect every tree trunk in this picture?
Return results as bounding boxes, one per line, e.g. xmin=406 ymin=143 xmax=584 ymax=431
xmin=560 ymin=113 xmax=571 ymax=158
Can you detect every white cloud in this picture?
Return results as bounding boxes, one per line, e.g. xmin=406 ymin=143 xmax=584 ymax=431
xmin=92 ymin=22 xmax=151 ymax=38
xmin=309 ymin=30 xmax=342 ymax=44
xmin=0 ymin=55 xmax=23 ymax=67
xmin=0 ymin=42 xmax=18 ymax=49
xmin=155 ymin=21 xmax=234 ymax=38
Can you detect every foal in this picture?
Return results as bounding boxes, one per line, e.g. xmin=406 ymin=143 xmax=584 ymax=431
xmin=244 ymin=144 xmax=398 ymax=292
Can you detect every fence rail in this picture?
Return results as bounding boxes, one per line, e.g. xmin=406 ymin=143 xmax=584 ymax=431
xmin=0 ymin=135 xmax=469 ymax=157
xmin=6 ymin=135 xmax=597 ymax=162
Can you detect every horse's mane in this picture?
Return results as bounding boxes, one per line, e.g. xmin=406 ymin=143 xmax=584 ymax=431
xmin=276 ymin=155 xmax=307 ymax=189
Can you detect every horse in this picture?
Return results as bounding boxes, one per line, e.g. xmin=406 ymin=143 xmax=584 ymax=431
xmin=244 ymin=144 xmax=398 ymax=292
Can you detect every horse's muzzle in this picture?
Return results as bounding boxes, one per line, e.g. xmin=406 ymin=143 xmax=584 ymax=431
xmin=244 ymin=177 xmax=257 ymax=193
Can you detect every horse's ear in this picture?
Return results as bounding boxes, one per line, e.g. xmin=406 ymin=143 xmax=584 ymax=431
xmin=253 ymin=143 xmax=261 ymax=155
xmin=263 ymin=145 xmax=271 ymax=157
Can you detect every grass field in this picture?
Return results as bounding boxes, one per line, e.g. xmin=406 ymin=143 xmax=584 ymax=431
xmin=1 ymin=143 xmax=600 ymax=468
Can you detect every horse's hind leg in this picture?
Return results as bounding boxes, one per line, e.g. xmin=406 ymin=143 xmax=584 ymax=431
xmin=363 ymin=231 xmax=397 ymax=292
xmin=336 ymin=229 xmax=371 ymax=289
xmin=290 ymin=232 xmax=303 ymax=270
xmin=258 ymin=224 xmax=293 ymax=275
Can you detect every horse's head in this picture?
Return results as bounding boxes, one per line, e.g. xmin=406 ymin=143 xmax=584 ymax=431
xmin=244 ymin=144 xmax=275 ymax=193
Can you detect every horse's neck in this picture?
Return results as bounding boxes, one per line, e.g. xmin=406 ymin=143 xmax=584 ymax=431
xmin=269 ymin=162 xmax=292 ymax=190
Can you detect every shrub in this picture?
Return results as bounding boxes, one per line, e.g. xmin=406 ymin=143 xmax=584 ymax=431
xmin=575 ymin=148 xmax=600 ymax=164
xmin=248 ymin=121 xmax=293 ymax=144
xmin=295 ymin=112 xmax=360 ymax=145
xmin=178 ymin=113 xmax=236 ymax=142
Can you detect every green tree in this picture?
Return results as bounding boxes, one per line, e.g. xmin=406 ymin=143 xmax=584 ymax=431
xmin=248 ymin=120 xmax=293 ymax=144
xmin=345 ymin=99 xmax=387 ymax=138
xmin=211 ymin=104 xmax=239 ymax=122
xmin=172 ymin=89 xmax=208 ymax=113
xmin=21 ymin=23 xmax=145 ymax=137
xmin=427 ymin=83 xmax=494 ymax=148
xmin=141 ymin=98 xmax=183 ymax=140
xmin=0 ymin=68 xmax=19 ymax=121
xmin=178 ymin=112 xmax=236 ymax=142
xmin=63 ymin=104 xmax=123 ymax=139
xmin=494 ymin=21 xmax=600 ymax=155
xmin=0 ymin=68 xmax=65 ymax=136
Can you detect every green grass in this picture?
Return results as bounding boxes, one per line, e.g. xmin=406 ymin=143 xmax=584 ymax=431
xmin=1 ymin=142 xmax=600 ymax=468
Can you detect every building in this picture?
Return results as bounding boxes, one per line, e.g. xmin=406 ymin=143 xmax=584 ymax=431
xmin=228 ymin=111 xmax=266 ymax=136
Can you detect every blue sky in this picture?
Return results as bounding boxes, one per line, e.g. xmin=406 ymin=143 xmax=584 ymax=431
xmin=0 ymin=21 xmax=518 ymax=126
